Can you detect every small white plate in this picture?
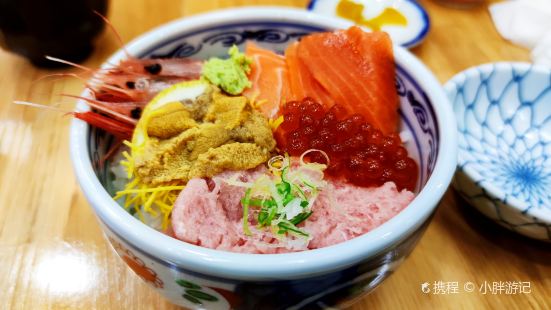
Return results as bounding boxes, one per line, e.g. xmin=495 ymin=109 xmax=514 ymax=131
xmin=307 ymin=0 xmax=430 ymax=48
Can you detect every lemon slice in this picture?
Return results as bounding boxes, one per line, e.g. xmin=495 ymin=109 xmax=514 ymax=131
xmin=116 ymin=81 xmax=209 ymax=230
xmin=131 ymin=80 xmax=210 ymax=151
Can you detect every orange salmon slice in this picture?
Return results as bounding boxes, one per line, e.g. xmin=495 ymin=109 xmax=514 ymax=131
xmin=297 ymin=27 xmax=399 ymax=134
xmin=243 ymin=42 xmax=290 ymax=119
xmin=285 ymin=42 xmax=334 ymax=109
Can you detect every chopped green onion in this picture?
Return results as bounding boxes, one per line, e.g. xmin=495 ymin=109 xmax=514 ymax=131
xmin=266 ymin=203 xmax=278 ymax=224
xmin=248 ymin=198 xmax=276 ymax=208
xmin=237 ymin=152 xmax=327 ymax=240
xmin=268 ymin=155 xmax=285 ymax=171
xmin=290 ymin=211 xmax=313 ymax=225
xmin=277 ymin=221 xmax=309 ymax=237
xmin=283 ymin=193 xmax=295 ymax=206
xmin=258 ymin=201 xmax=278 ymax=227
xmin=302 ymin=179 xmax=316 ymax=190
xmin=281 ymin=166 xmax=289 ymax=182
xmin=258 ymin=209 xmax=268 ymax=225
xmin=299 ymin=149 xmax=330 ymax=167
xmin=276 ymin=181 xmax=290 ymax=195
xmin=292 ymin=184 xmax=306 ymax=200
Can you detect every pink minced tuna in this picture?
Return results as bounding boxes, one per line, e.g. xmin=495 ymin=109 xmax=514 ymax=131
xmin=171 ymin=169 xmax=414 ymax=254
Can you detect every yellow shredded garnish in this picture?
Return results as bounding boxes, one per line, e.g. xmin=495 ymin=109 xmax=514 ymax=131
xmin=248 ymin=91 xmax=269 ymax=109
xmin=247 ymin=91 xmax=259 ymax=105
xmin=115 ymin=81 xmax=215 ymax=230
xmin=269 ymin=115 xmax=284 ymax=131
xmin=253 ymin=99 xmax=268 ymax=108
xmin=114 ymin=139 xmax=185 ymax=230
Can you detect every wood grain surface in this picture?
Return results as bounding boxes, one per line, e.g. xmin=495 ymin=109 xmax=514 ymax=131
xmin=0 ymin=0 xmax=549 ymax=309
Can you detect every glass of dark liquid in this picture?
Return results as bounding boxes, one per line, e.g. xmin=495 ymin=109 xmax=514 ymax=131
xmin=0 ymin=0 xmax=108 ymax=67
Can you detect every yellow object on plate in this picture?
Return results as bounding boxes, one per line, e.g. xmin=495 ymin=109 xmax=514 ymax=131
xmin=308 ymin=0 xmax=430 ymax=48
xmin=132 ymin=80 xmax=211 ymax=152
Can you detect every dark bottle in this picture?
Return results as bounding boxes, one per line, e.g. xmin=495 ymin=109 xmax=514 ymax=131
xmin=0 ymin=0 xmax=108 ymax=67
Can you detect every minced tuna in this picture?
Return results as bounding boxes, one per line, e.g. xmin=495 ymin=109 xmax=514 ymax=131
xmin=171 ymin=169 xmax=414 ymax=254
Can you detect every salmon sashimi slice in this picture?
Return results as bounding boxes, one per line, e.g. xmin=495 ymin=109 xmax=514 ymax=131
xmin=297 ymin=26 xmax=398 ymax=134
xmin=243 ymin=42 xmax=291 ymax=119
xmin=346 ymin=26 xmax=398 ymax=130
xmin=284 ymin=42 xmax=306 ymax=100
xmin=284 ymin=42 xmax=334 ymax=109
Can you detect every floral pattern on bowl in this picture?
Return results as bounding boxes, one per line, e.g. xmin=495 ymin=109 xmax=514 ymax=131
xmin=445 ymin=62 xmax=551 ymax=241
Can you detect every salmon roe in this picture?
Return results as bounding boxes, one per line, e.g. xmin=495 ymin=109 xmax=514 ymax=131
xmin=276 ymin=98 xmax=418 ymax=191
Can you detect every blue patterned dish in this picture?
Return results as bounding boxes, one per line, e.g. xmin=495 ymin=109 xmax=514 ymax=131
xmin=445 ymin=62 xmax=551 ymax=241
xmin=70 ymin=7 xmax=457 ymax=309
xmin=307 ymin=0 xmax=430 ymax=48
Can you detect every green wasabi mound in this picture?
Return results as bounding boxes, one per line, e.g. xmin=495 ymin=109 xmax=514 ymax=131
xmin=201 ymin=45 xmax=252 ymax=95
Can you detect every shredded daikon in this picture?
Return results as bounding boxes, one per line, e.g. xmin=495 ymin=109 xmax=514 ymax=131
xmin=234 ymin=151 xmax=327 ymax=239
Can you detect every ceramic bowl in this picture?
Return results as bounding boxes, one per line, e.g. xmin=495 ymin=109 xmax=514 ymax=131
xmin=70 ymin=7 xmax=457 ymax=309
xmin=445 ymin=62 xmax=551 ymax=241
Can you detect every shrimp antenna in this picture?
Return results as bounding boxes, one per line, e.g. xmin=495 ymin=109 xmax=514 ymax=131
xmin=13 ymin=100 xmax=72 ymax=113
xmin=45 ymin=56 xmax=93 ymax=72
xmin=93 ymin=10 xmax=131 ymax=59
xmin=60 ymin=94 xmax=138 ymax=125
xmin=31 ymin=73 xmax=87 ymax=86
xmin=101 ymin=139 xmax=124 ymax=166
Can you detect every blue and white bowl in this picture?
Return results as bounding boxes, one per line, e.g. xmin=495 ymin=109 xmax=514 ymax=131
xmin=445 ymin=62 xmax=551 ymax=242
xmin=307 ymin=0 xmax=430 ymax=48
xmin=70 ymin=7 xmax=457 ymax=309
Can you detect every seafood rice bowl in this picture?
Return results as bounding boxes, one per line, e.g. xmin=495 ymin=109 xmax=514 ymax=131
xmin=70 ymin=7 xmax=457 ymax=309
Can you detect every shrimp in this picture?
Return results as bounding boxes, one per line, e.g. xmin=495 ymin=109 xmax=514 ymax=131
xmin=15 ymin=12 xmax=205 ymax=165
xmin=14 ymin=100 xmax=135 ymax=140
xmin=80 ymin=11 xmax=203 ymax=103
xmin=45 ymin=55 xmax=203 ymax=103
xmin=73 ymin=111 xmax=134 ymax=140
xmin=116 ymin=58 xmax=203 ymax=78
xmin=89 ymin=70 xmax=198 ymax=103
xmin=23 ymin=13 xmax=204 ymax=140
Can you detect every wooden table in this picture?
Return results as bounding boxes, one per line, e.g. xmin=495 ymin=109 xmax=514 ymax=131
xmin=0 ymin=0 xmax=549 ymax=309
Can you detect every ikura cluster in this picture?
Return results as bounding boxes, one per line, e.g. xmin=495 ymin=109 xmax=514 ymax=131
xmin=276 ymin=98 xmax=418 ymax=191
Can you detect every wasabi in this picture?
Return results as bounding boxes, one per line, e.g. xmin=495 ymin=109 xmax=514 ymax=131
xmin=202 ymin=45 xmax=252 ymax=95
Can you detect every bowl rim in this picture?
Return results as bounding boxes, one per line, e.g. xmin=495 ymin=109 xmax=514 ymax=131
xmin=306 ymin=0 xmax=431 ymax=49
xmin=70 ymin=6 xmax=458 ymax=280
xmin=443 ymin=61 xmax=551 ymax=224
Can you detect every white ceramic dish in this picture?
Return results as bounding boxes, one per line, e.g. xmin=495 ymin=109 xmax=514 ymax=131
xmin=307 ymin=0 xmax=430 ymax=48
xmin=445 ymin=62 xmax=551 ymax=241
xmin=71 ymin=7 xmax=457 ymax=309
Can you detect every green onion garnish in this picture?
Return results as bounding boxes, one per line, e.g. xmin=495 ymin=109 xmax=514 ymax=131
xmin=277 ymin=221 xmax=309 ymax=237
xmin=238 ymin=151 xmax=327 ymax=239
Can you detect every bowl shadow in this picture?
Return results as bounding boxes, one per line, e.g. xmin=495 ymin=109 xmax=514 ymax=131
xmin=450 ymin=190 xmax=551 ymax=265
